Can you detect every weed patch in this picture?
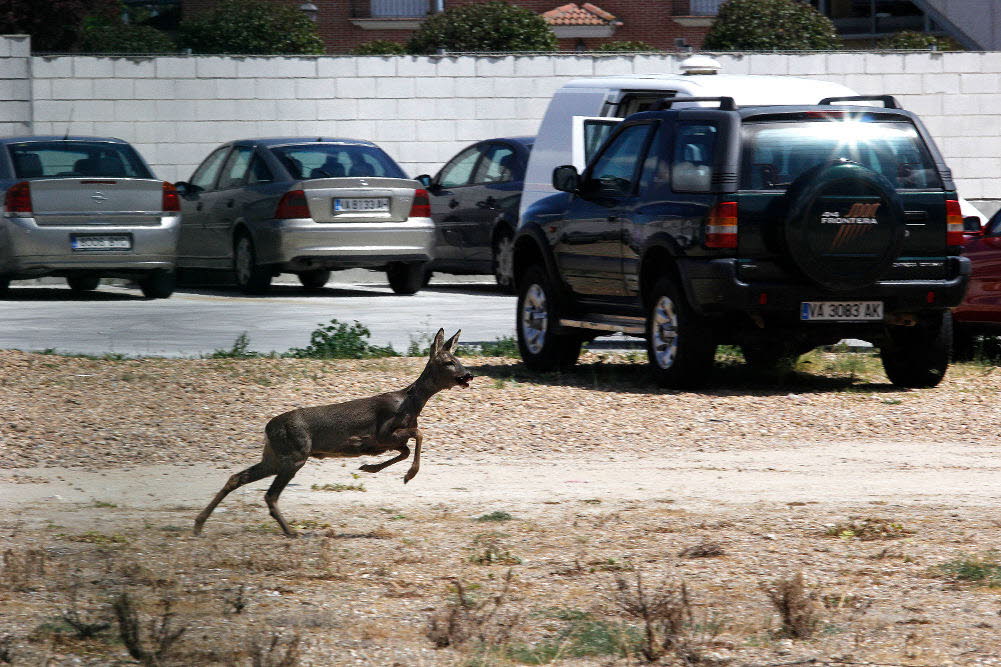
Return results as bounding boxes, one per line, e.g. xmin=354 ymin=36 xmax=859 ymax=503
xmin=310 ymin=482 xmax=366 ymax=493
xmin=763 ymin=572 xmax=820 ymax=639
xmin=476 ymin=511 xmax=514 ymax=523
xmin=938 ymin=552 xmax=1001 ymax=586
xmin=286 ymin=320 xmax=397 ymax=359
xmin=824 ymin=517 xmax=914 ymax=541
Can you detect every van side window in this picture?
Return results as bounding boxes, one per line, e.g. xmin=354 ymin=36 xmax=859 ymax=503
xmin=672 ymin=123 xmax=718 ymax=193
xmin=588 ymin=123 xmax=654 ymax=196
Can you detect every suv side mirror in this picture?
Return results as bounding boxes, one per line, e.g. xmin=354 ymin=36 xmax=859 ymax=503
xmin=552 ymin=165 xmax=580 ymax=194
xmin=415 ymin=174 xmax=433 ymax=189
xmin=963 ymin=215 xmax=984 ymax=234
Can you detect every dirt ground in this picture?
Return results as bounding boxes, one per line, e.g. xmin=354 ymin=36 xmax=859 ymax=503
xmin=3 ymin=348 xmax=1001 ymax=665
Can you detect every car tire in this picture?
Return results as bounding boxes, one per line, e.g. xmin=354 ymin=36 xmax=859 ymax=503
xmin=880 ymin=310 xmax=951 ymax=388
xmin=386 ymin=262 xmax=426 ymax=295
xmin=646 ymin=276 xmax=716 ymax=388
xmin=138 ymin=269 xmax=175 ymax=299
xmin=67 ymin=275 xmax=100 ymax=292
xmin=233 ymin=234 xmax=272 ymax=295
xmin=516 ymin=264 xmax=581 ymax=371
xmin=493 ymin=227 xmax=515 ymax=294
xmin=297 ymin=269 xmax=330 ymax=290
xmin=0 ymin=277 xmax=10 ymax=295
xmin=952 ymin=324 xmax=976 ymax=362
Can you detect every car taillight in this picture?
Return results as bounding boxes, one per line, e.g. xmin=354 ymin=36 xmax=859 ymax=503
xmin=946 ymin=199 xmax=964 ymax=246
xmin=275 ymin=190 xmax=310 ymax=219
xmin=5 ymin=181 xmax=31 ymax=215
xmin=162 ymin=181 xmax=180 ymax=212
xmin=705 ymin=201 xmax=738 ymax=249
xmin=409 ymin=189 xmax=431 ymax=218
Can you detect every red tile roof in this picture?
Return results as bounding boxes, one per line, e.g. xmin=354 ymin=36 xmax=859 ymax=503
xmin=542 ymin=3 xmax=622 ymax=27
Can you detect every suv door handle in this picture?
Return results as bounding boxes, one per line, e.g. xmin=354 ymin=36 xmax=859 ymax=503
xmin=196 ymin=202 xmax=203 ymax=211
xmin=226 ymin=199 xmax=235 ymax=208
xmin=449 ymin=199 xmax=459 ymax=209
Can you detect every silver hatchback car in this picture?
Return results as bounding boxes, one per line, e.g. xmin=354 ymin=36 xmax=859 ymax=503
xmin=174 ymin=138 xmax=434 ymax=294
xmin=0 ymin=136 xmax=180 ymax=298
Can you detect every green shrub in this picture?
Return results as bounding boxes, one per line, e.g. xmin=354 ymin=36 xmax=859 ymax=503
xmin=475 ymin=511 xmax=513 ymax=523
xmin=594 ymin=40 xmax=656 ymax=52
xmin=286 ymin=319 xmax=397 ymax=359
xmin=79 ymin=23 xmax=175 ymax=54
xmin=878 ymin=30 xmax=962 ymax=51
xmin=178 ymin=0 xmax=323 ymax=55
xmin=702 ymin=0 xmax=841 ymax=51
xmin=407 ymin=1 xmax=556 ymax=54
xmin=208 ymin=333 xmax=258 ymax=359
xmin=477 ymin=336 xmax=519 ymax=358
xmin=938 ymin=552 xmax=1001 ymax=586
xmin=350 ymin=39 xmax=407 ymax=55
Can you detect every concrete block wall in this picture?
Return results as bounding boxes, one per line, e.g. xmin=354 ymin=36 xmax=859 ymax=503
xmin=6 ymin=37 xmax=1001 ymax=214
xmin=0 ymin=36 xmax=31 ymax=137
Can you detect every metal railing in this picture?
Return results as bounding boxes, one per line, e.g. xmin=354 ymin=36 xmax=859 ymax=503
xmin=689 ymin=0 xmax=725 ymax=16
xmin=351 ymin=0 xmax=430 ymax=18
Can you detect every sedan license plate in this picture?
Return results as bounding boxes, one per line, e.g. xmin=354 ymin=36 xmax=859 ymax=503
xmin=801 ymin=301 xmax=883 ymax=321
xmin=71 ymin=234 xmax=132 ymax=251
xmin=333 ymin=197 xmax=389 ymax=212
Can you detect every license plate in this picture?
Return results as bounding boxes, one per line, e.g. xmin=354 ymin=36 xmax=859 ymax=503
xmin=71 ymin=234 xmax=132 ymax=251
xmin=333 ymin=197 xmax=389 ymax=212
xmin=801 ymin=301 xmax=883 ymax=321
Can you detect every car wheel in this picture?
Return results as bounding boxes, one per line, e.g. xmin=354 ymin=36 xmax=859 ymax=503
xmin=493 ymin=227 xmax=515 ymax=294
xmin=516 ymin=264 xmax=581 ymax=371
xmin=880 ymin=310 xmax=951 ymax=388
xmin=0 ymin=277 xmax=10 ymax=295
xmin=386 ymin=262 xmax=426 ymax=295
xmin=297 ymin=269 xmax=330 ymax=290
xmin=646 ymin=276 xmax=716 ymax=388
xmin=233 ymin=234 xmax=272 ymax=295
xmin=138 ymin=269 xmax=175 ymax=299
xmin=67 ymin=275 xmax=100 ymax=292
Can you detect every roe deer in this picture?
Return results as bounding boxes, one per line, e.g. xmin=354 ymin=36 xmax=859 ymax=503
xmin=193 ymin=328 xmax=472 ymax=537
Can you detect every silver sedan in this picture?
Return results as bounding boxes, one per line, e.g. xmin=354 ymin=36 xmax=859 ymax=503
xmin=175 ymin=138 xmax=434 ymax=295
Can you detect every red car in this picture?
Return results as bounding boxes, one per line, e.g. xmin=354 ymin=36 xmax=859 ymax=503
xmin=955 ymin=206 xmax=1001 ymax=359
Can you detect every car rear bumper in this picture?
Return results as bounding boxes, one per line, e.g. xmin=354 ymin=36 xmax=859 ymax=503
xmin=0 ymin=214 xmax=180 ymax=277
xmin=682 ymin=256 xmax=971 ymax=317
xmin=257 ymin=217 xmax=435 ymax=269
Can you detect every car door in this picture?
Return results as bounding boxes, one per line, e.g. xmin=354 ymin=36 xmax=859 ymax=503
xmin=429 ymin=145 xmax=484 ymax=267
xmin=203 ymin=145 xmax=255 ymax=266
xmin=177 ymin=146 xmax=229 ymax=266
xmin=959 ymin=210 xmax=1001 ymax=323
xmin=556 ymin=121 xmax=657 ymax=301
xmin=462 ymin=142 xmax=524 ymax=266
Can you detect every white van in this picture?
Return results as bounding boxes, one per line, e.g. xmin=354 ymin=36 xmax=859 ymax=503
xmin=520 ymin=56 xmax=865 ymax=221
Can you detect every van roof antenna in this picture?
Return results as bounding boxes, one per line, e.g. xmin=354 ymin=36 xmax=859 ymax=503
xmin=62 ymin=102 xmax=77 ymax=141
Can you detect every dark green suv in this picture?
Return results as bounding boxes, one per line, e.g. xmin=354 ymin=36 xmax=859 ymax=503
xmin=512 ymin=96 xmax=970 ymax=388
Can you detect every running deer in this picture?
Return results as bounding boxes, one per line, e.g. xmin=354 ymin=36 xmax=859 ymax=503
xmin=193 ymin=328 xmax=472 ymax=537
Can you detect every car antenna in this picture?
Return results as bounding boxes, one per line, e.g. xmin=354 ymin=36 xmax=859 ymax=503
xmin=62 ymin=102 xmax=76 ymax=141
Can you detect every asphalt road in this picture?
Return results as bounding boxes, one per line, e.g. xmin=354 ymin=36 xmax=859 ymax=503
xmin=0 ymin=271 xmax=517 ymax=357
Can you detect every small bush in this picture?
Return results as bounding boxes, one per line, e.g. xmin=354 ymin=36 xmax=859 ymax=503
xmin=426 ymin=570 xmax=520 ymax=649
xmin=678 ymin=542 xmax=725 ymax=558
xmin=938 ymin=552 xmax=1001 ymax=586
xmin=112 ymin=591 xmax=188 ymax=666
xmin=594 ymin=40 xmax=656 ymax=52
xmin=286 ymin=319 xmax=397 ymax=359
xmin=824 ymin=517 xmax=913 ymax=541
xmin=878 ymin=30 xmax=962 ymax=51
xmin=614 ymin=572 xmax=710 ymax=662
xmin=407 ymin=1 xmax=556 ymax=54
xmin=209 ymin=332 xmax=258 ymax=359
xmin=247 ymin=630 xmax=302 ymax=666
xmin=178 ymin=0 xmax=323 ymax=55
xmin=79 ymin=23 xmax=175 ymax=54
xmin=350 ymin=39 xmax=407 ymax=55
xmin=703 ymin=0 xmax=841 ymax=51
xmin=470 ymin=533 xmax=521 ymax=565
xmin=477 ymin=336 xmax=519 ymax=358
xmin=763 ymin=572 xmax=820 ymax=639
xmin=509 ymin=611 xmax=640 ymax=662
xmin=476 ymin=511 xmax=514 ymax=523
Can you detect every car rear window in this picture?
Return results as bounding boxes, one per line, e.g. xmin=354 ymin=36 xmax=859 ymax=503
xmin=740 ymin=120 xmax=941 ymax=190
xmin=7 ymin=141 xmax=152 ymax=179
xmin=270 ymin=144 xmax=406 ymax=180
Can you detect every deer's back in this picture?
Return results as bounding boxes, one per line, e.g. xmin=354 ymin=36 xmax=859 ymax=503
xmin=265 ymin=390 xmax=407 ymax=455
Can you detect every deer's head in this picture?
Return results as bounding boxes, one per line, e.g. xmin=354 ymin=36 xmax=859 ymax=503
xmin=427 ymin=328 xmax=473 ymax=390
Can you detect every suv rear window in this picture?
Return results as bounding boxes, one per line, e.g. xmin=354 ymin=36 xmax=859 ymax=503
xmin=740 ymin=120 xmax=941 ymax=191
xmin=8 ymin=141 xmax=152 ymax=179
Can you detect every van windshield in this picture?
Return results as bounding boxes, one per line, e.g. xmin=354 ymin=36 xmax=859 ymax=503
xmin=8 ymin=141 xmax=152 ymax=179
xmin=270 ymin=143 xmax=406 ymax=180
xmin=741 ymin=120 xmax=941 ymax=190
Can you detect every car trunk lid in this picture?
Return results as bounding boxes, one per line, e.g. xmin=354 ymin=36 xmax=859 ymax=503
xmin=25 ymin=178 xmax=167 ymax=226
xmin=299 ymin=177 xmax=421 ymax=223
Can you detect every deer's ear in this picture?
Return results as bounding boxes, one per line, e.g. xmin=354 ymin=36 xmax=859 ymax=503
xmin=445 ymin=329 xmax=461 ymax=352
xmin=430 ymin=328 xmax=445 ymax=355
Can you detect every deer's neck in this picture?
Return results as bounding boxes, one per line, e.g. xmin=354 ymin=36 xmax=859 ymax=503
xmin=404 ymin=368 xmax=440 ymax=415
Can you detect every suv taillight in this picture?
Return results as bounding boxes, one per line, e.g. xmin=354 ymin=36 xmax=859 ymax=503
xmin=705 ymin=201 xmax=738 ymax=249
xmin=5 ymin=181 xmax=31 ymax=215
xmin=162 ymin=181 xmax=180 ymax=212
xmin=946 ymin=199 xmax=964 ymax=246
xmin=275 ymin=190 xmax=310 ymax=219
xmin=409 ymin=189 xmax=431 ymax=218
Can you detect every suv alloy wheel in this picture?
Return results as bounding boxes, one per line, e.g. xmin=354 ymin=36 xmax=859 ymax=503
xmin=516 ymin=265 xmax=581 ymax=371
xmin=646 ymin=276 xmax=716 ymax=388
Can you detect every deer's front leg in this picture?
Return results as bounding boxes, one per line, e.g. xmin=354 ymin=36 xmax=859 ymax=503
xmin=358 ymin=445 xmax=410 ymax=473
xmin=403 ymin=428 xmax=423 ymax=484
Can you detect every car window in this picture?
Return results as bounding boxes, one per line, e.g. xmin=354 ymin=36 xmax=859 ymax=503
xmin=190 ymin=147 xmax=229 ymax=191
xmin=986 ymin=210 xmax=1001 ymax=237
xmin=217 ymin=146 xmax=254 ymax=190
xmin=246 ymin=155 xmax=273 ymax=186
xmin=269 ymin=143 xmax=406 ymax=180
xmin=672 ymin=123 xmax=718 ymax=193
xmin=7 ymin=141 xmax=151 ymax=179
xmin=588 ymin=123 xmax=654 ymax=196
xmin=583 ymin=120 xmax=617 ymax=165
xmin=741 ymin=119 xmax=942 ymax=190
xmin=475 ymin=144 xmax=518 ymax=184
xmin=437 ymin=146 xmax=481 ymax=189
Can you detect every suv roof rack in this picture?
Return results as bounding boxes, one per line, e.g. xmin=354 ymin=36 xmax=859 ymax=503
xmin=654 ymin=96 xmax=737 ymax=111
xmin=818 ymin=95 xmax=901 ymax=109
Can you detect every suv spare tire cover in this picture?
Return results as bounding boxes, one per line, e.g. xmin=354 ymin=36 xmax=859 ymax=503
xmin=783 ymin=161 xmax=906 ymax=292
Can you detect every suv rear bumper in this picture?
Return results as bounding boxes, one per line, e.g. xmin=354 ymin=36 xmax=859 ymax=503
xmin=683 ymin=256 xmax=971 ymax=316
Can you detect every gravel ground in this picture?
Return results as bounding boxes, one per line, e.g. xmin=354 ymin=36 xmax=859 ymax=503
xmin=3 ymin=349 xmax=1001 ymax=665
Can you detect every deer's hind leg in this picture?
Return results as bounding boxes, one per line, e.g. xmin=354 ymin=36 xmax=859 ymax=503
xmin=194 ymin=460 xmax=275 ymax=535
xmin=265 ymin=460 xmax=306 ymax=537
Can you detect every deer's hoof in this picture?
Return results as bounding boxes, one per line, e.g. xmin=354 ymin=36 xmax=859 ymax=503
xmin=358 ymin=464 xmax=378 ymax=473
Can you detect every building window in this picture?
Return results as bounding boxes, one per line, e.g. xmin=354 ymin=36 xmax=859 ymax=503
xmin=370 ymin=0 xmax=430 ymax=17
xmin=689 ymin=0 xmax=725 ymax=16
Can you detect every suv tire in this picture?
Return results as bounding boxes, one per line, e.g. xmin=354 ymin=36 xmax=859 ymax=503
xmin=387 ymin=262 xmax=426 ymax=295
xmin=880 ymin=311 xmax=951 ymax=388
xmin=517 ymin=264 xmax=581 ymax=371
xmin=298 ymin=269 xmax=330 ymax=290
xmin=646 ymin=276 xmax=716 ymax=388
xmin=234 ymin=234 xmax=272 ymax=295
xmin=139 ymin=269 xmax=175 ymax=299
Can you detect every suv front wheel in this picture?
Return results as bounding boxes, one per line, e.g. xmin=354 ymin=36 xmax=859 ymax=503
xmin=517 ymin=265 xmax=581 ymax=371
xmin=646 ymin=276 xmax=716 ymax=388
xmin=880 ymin=311 xmax=951 ymax=388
